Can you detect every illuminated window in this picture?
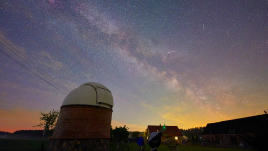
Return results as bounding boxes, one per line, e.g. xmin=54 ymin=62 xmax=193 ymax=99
xmin=175 ymin=136 xmax=178 ymax=140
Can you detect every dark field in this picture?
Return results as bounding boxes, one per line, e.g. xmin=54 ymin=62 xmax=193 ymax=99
xmin=0 ymin=139 xmax=49 ymax=151
xmin=0 ymin=139 xmax=255 ymax=151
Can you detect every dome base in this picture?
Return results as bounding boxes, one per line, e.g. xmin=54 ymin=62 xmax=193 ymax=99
xmin=51 ymin=105 xmax=112 ymax=139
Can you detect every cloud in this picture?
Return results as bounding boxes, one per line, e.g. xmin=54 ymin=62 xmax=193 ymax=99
xmin=38 ymin=51 xmax=64 ymax=70
xmin=0 ymin=32 xmax=28 ymax=58
xmin=0 ymin=79 xmax=65 ymax=111
xmin=0 ymin=79 xmax=64 ymax=97
xmin=162 ymin=112 xmax=188 ymax=124
xmin=160 ymin=103 xmax=189 ymax=124
xmin=141 ymin=101 xmax=158 ymax=110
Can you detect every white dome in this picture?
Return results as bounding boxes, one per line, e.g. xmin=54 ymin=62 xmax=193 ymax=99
xmin=62 ymin=82 xmax=113 ymax=110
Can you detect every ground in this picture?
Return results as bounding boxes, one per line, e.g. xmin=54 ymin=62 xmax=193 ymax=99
xmin=0 ymin=139 xmax=255 ymax=151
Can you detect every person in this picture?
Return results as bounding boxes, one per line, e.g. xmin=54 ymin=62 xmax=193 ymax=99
xmin=244 ymin=142 xmax=247 ymax=149
xmin=141 ymin=143 xmax=146 ymax=151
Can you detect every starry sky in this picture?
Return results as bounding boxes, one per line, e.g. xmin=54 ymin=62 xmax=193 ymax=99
xmin=0 ymin=0 xmax=268 ymax=133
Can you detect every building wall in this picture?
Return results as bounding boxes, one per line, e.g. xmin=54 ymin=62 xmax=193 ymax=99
xmin=147 ymin=127 xmax=183 ymax=141
xmin=52 ymin=105 xmax=112 ymax=139
xmin=202 ymin=134 xmax=242 ymax=145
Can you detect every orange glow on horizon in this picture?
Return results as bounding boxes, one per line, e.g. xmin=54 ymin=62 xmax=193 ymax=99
xmin=0 ymin=106 xmax=264 ymax=133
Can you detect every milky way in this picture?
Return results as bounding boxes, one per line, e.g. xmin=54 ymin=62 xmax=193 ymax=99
xmin=0 ymin=0 xmax=268 ymax=132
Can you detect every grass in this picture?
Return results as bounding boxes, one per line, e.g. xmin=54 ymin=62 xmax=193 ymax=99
xmin=117 ymin=143 xmax=255 ymax=151
xmin=0 ymin=139 xmax=255 ymax=151
xmin=0 ymin=138 xmax=49 ymax=151
xmin=109 ymin=141 xmax=255 ymax=151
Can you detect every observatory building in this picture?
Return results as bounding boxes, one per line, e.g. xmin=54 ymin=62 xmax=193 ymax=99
xmin=48 ymin=82 xmax=113 ymax=151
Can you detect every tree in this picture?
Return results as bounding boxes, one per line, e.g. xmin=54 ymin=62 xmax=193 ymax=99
xmin=131 ymin=131 xmax=140 ymax=138
xmin=33 ymin=109 xmax=59 ymax=151
xmin=110 ymin=125 xmax=113 ymax=139
xmin=33 ymin=109 xmax=59 ymax=131
xmin=112 ymin=125 xmax=129 ymax=142
xmin=142 ymin=129 xmax=147 ymax=140
xmin=111 ymin=125 xmax=129 ymax=151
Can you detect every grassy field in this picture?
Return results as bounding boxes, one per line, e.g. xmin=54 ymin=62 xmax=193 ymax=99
xmin=0 ymin=139 xmax=49 ymax=151
xmin=116 ymin=143 xmax=255 ymax=151
xmin=0 ymin=139 xmax=255 ymax=151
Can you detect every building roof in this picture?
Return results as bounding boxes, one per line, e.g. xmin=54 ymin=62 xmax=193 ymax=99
xmin=147 ymin=125 xmax=183 ymax=137
xmin=62 ymin=82 xmax=113 ymax=110
xmin=202 ymin=114 xmax=268 ymax=135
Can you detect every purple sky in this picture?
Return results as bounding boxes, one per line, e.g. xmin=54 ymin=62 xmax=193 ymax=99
xmin=0 ymin=0 xmax=268 ymax=132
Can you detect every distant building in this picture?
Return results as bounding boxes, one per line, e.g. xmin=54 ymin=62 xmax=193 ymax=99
xmin=146 ymin=124 xmax=183 ymax=141
xmin=202 ymin=114 xmax=268 ymax=145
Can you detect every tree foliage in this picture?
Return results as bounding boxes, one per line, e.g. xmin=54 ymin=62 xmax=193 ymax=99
xmin=110 ymin=125 xmax=113 ymax=138
xmin=192 ymin=134 xmax=198 ymax=142
xmin=180 ymin=127 xmax=204 ymax=141
xmin=142 ymin=129 xmax=147 ymax=140
xmin=111 ymin=125 xmax=129 ymax=142
xmin=33 ymin=109 xmax=59 ymax=131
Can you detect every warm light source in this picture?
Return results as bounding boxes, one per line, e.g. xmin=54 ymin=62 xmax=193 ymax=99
xmin=175 ymin=136 xmax=178 ymax=140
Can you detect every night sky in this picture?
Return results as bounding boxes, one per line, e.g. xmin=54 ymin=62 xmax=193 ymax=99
xmin=0 ymin=0 xmax=268 ymax=133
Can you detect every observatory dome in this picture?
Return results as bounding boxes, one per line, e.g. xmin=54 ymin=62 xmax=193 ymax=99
xmin=62 ymin=82 xmax=113 ymax=110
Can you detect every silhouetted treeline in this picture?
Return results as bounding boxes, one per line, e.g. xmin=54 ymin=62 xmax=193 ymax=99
xmin=0 ymin=130 xmax=54 ymax=140
xmin=14 ymin=130 xmax=54 ymax=137
xmin=0 ymin=131 xmax=11 ymax=134
xmin=0 ymin=131 xmax=11 ymax=139
xmin=180 ymin=127 xmax=205 ymax=141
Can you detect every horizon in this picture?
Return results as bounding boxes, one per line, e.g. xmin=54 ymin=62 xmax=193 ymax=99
xmin=0 ymin=1 xmax=267 ymax=133
xmin=1 ymin=113 xmax=266 ymax=133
